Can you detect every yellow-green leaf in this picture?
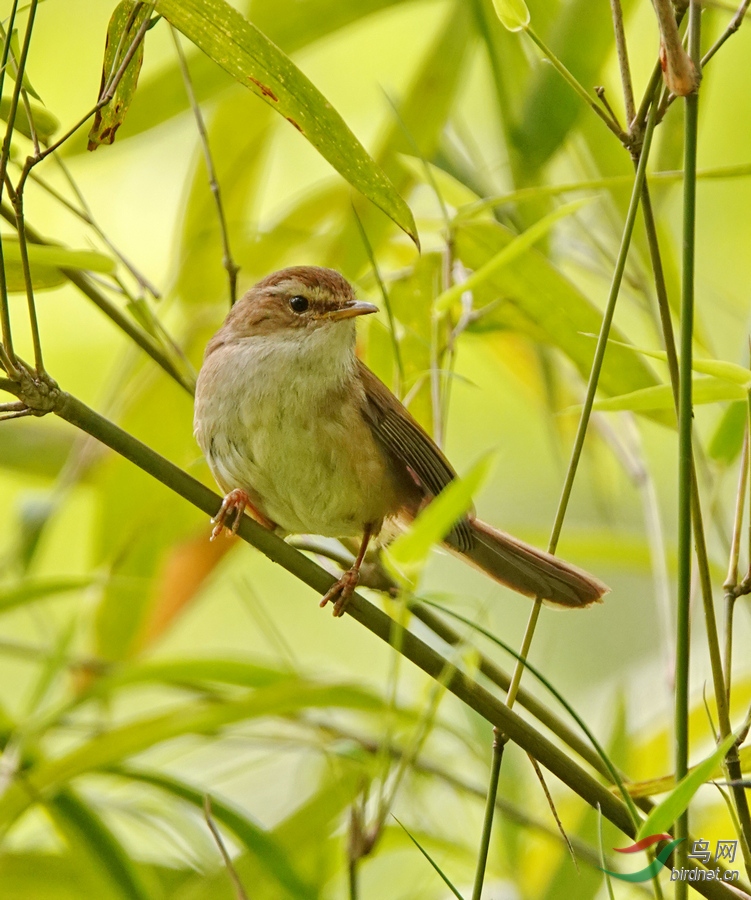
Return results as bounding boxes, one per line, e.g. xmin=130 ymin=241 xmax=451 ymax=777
xmin=491 ymin=0 xmax=530 ymax=32
xmin=0 ymin=97 xmax=59 ymax=144
xmin=583 ymin=377 xmax=747 ymax=415
xmin=385 ymin=454 xmax=493 ymax=589
xmin=435 ymin=198 xmax=590 ymax=313
xmin=637 ymin=730 xmax=739 ymax=839
xmin=608 ymin=339 xmax=751 ymax=388
xmin=2 ymin=237 xmax=116 ymax=292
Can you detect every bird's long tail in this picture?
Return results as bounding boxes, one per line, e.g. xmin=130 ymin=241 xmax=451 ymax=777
xmin=447 ymin=518 xmax=609 ymax=609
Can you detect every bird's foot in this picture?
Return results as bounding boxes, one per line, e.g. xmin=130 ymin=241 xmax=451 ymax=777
xmin=210 ymin=489 xmax=274 ymax=539
xmin=320 ymin=567 xmax=361 ymax=617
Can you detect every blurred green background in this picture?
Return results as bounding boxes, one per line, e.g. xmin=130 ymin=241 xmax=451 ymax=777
xmin=0 ymin=0 xmax=750 ymax=897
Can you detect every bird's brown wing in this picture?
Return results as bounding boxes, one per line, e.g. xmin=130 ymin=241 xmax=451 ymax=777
xmin=357 ymin=360 xmax=474 ymax=552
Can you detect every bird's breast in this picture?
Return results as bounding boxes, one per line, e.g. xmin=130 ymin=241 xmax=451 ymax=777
xmin=194 ymin=334 xmax=401 ymax=537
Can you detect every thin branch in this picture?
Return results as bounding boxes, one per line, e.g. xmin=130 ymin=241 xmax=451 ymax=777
xmin=675 ymin=6 xmax=701 ymax=893
xmin=523 ymin=27 xmax=627 ymax=142
xmin=171 ymin=27 xmax=239 ymax=307
xmin=610 ymin=0 xmax=636 ymax=125
xmin=702 ymin=0 xmax=751 ymax=66
xmin=203 ymin=796 xmax=249 ymax=900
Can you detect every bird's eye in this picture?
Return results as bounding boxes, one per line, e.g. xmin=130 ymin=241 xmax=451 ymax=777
xmin=289 ymin=295 xmax=309 ymax=313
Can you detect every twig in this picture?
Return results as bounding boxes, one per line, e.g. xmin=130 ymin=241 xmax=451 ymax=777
xmin=471 ymin=727 xmax=504 ymax=900
xmin=523 ymin=27 xmax=627 ymax=142
xmin=351 ymin=204 xmax=404 ymax=394
xmin=610 ymin=0 xmax=636 ymax=125
xmin=171 ymin=27 xmax=239 ymax=307
xmin=203 ymin=795 xmax=249 ymax=900
xmin=702 ymin=0 xmax=751 ymax=66
xmin=674 ymin=6 xmax=702 ymax=893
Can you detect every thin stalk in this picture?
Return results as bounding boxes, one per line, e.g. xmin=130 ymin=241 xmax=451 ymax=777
xmin=351 ymin=204 xmax=404 ymax=393
xmin=701 ymin=0 xmax=751 ymax=66
xmin=7 ymin=183 xmax=44 ymax=372
xmin=675 ymin=5 xmax=701 ymax=895
xmin=609 ymin=0 xmax=636 ymax=125
xmin=0 ymin=1 xmax=22 ymax=371
xmin=171 ymin=27 xmax=238 ymax=307
xmin=722 ymin=431 xmax=747 ymax=696
xmin=471 ymin=728 xmax=503 ymax=900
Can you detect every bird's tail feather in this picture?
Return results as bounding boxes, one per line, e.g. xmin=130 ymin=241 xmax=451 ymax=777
xmin=447 ymin=518 xmax=609 ymax=609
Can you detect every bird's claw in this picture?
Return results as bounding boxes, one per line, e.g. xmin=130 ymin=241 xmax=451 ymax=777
xmin=210 ymin=489 xmax=250 ymax=540
xmin=320 ymin=568 xmax=360 ymax=617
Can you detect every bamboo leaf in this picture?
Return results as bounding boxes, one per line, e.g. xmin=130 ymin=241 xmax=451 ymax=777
xmin=2 ymin=237 xmax=115 ymax=292
xmin=607 ymin=339 xmax=751 ymax=388
xmin=0 ymin=576 xmax=95 ymax=615
xmin=395 ymin=817 xmax=466 ymax=899
xmin=48 ymin=789 xmax=153 ymax=900
xmin=0 ymin=96 xmax=59 ymax=143
xmin=637 ymin=731 xmax=739 ymax=839
xmin=491 ymin=0 xmax=530 ymax=32
xmin=88 ymin=1 xmax=151 ymax=150
xmin=153 ymin=0 xmax=417 ymax=243
xmin=584 ymin=378 xmax=747 ymax=415
xmin=436 ymin=198 xmax=591 ymax=313
xmin=0 ymin=680 xmax=383 ymax=835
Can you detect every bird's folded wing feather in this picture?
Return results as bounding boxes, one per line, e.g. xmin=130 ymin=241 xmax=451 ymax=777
xmin=357 ymin=360 xmax=474 ymax=552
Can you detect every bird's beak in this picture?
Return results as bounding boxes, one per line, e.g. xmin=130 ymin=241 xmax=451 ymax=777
xmin=326 ymin=300 xmax=378 ymax=321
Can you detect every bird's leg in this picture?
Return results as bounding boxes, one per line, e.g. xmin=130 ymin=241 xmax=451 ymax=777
xmin=210 ymin=488 xmax=275 ymax=540
xmin=320 ymin=524 xmax=373 ymax=618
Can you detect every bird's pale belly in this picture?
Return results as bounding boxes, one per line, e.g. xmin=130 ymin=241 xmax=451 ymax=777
xmin=196 ymin=359 xmax=399 ymax=537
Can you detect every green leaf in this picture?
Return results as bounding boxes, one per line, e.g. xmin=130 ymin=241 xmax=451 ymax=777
xmin=607 ymin=339 xmax=751 ymax=388
xmin=154 ymin=0 xmax=417 ymax=243
xmin=637 ymin=730 xmax=740 ymax=840
xmin=1 ymin=27 xmax=42 ymax=100
xmin=708 ymin=400 xmax=747 ymax=465
xmin=0 ymin=96 xmax=59 ymax=143
xmin=88 ymin=1 xmax=150 ymax=150
xmin=395 ymin=817 xmax=465 ymax=899
xmin=49 ymin=790 xmax=153 ymax=900
xmin=85 ymin=657 xmax=293 ymax=696
xmin=436 ymin=198 xmax=591 ymax=312
xmin=491 ymin=0 xmax=530 ymax=32
xmin=585 ymin=378 xmax=747 ymax=415
xmin=2 ymin=237 xmax=115 ymax=293
xmin=453 ymin=220 xmax=662 ymax=405
xmin=0 ymin=576 xmax=95 ymax=616
xmin=385 ymin=454 xmax=493 ymax=589
xmin=113 ymin=767 xmax=317 ymax=899
xmin=0 ymin=680 xmax=383 ymax=835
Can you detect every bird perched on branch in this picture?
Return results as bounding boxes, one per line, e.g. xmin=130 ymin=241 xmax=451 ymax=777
xmin=194 ymin=266 xmax=608 ymax=616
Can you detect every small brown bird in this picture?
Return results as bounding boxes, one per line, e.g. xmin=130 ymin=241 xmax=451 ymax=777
xmin=194 ymin=266 xmax=608 ymax=616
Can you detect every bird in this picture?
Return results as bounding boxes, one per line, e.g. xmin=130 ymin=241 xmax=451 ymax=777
xmin=193 ymin=265 xmax=608 ymax=616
